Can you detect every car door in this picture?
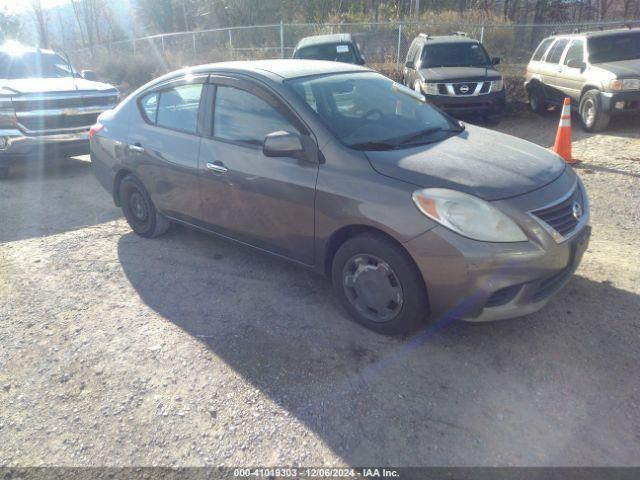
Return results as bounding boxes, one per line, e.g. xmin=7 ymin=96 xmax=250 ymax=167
xmin=540 ymin=38 xmax=570 ymax=103
xmin=128 ymin=76 xmax=207 ymax=223
xmin=197 ymin=76 xmax=319 ymax=265
xmin=560 ymin=38 xmax=587 ymax=101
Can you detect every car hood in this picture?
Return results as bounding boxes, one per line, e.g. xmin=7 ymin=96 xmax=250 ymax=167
xmin=592 ymin=58 xmax=640 ymax=78
xmin=418 ymin=66 xmax=501 ymax=82
xmin=365 ymin=124 xmax=566 ymax=201
xmin=0 ymin=77 xmax=116 ymax=95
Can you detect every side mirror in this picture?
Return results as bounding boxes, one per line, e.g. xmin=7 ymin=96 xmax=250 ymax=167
xmin=263 ymin=131 xmax=304 ymax=158
xmin=81 ymin=70 xmax=97 ymax=81
xmin=405 ymin=60 xmax=415 ymax=69
xmin=491 ymin=57 xmax=501 ymax=65
xmin=566 ymin=58 xmax=586 ymax=70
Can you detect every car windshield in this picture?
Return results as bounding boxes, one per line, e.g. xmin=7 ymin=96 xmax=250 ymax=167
xmin=0 ymin=51 xmax=75 ymax=79
xmin=286 ymin=71 xmax=460 ymax=150
xmin=421 ymin=42 xmax=491 ymax=68
xmin=294 ymin=43 xmax=357 ymax=63
xmin=588 ymin=32 xmax=640 ymax=63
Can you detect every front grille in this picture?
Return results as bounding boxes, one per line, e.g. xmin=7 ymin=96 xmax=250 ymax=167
xmin=532 ymin=265 xmax=573 ymax=302
xmin=437 ymin=84 xmax=448 ymax=95
xmin=18 ymin=113 xmax=99 ymax=132
xmin=12 ymin=95 xmax=118 ymax=111
xmin=453 ymin=82 xmax=477 ymax=95
xmin=485 ymin=284 xmax=521 ymax=307
xmin=531 ymin=186 xmax=584 ymax=238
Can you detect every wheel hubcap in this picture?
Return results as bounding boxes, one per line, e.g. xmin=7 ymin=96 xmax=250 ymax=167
xmin=343 ymin=254 xmax=403 ymax=323
xmin=129 ymin=191 xmax=148 ymax=222
xmin=583 ymin=100 xmax=595 ymax=126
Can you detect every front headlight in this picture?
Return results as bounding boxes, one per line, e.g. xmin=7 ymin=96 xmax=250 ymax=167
xmin=490 ymin=78 xmax=504 ymax=92
xmin=412 ymin=188 xmax=527 ymax=242
xmin=0 ymin=99 xmax=17 ymax=128
xmin=420 ymin=82 xmax=439 ymax=95
xmin=610 ymin=78 xmax=640 ymax=91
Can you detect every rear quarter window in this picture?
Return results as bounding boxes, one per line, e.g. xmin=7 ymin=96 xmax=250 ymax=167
xmin=139 ymin=92 xmax=158 ymax=124
xmin=532 ymin=38 xmax=554 ymax=61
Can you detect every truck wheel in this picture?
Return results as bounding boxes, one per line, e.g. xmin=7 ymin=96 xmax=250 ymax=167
xmin=331 ymin=233 xmax=428 ymax=335
xmin=579 ymin=90 xmax=610 ymax=132
xmin=528 ymin=83 xmax=547 ymax=114
xmin=119 ymin=174 xmax=170 ymax=238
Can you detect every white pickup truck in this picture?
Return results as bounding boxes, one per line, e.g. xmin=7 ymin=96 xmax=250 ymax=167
xmin=0 ymin=44 xmax=119 ymax=177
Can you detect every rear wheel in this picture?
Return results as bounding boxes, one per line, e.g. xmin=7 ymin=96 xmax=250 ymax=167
xmin=528 ymin=83 xmax=547 ymax=114
xmin=331 ymin=233 xmax=428 ymax=335
xmin=579 ymin=89 xmax=610 ymax=132
xmin=119 ymin=174 xmax=170 ymax=238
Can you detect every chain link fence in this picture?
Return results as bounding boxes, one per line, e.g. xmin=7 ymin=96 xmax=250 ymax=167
xmin=70 ymin=19 xmax=640 ymax=76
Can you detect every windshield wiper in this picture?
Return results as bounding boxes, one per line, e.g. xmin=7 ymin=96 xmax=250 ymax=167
xmin=350 ymin=141 xmax=399 ymax=151
xmin=393 ymin=124 xmax=464 ymax=147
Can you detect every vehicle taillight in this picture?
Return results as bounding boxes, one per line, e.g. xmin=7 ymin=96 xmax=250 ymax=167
xmin=89 ymin=122 xmax=104 ymax=142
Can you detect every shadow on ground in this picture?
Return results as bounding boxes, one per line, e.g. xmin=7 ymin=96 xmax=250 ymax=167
xmin=117 ymin=226 xmax=640 ymax=465
xmin=0 ymin=156 xmax=121 ymax=243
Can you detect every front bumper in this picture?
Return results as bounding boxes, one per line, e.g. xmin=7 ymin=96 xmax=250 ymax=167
xmin=600 ymin=90 xmax=640 ymax=115
xmin=403 ymin=175 xmax=591 ymax=322
xmin=425 ymin=89 xmax=506 ymax=118
xmin=0 ymin=128 xmax=89 ymax=164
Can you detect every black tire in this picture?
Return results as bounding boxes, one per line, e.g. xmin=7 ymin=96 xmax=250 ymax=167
xmin=119 ymin=174 xmax=170 ymax=238
xmin=579 ymin=89 xmax=610 ymax=132
xmin=331 ymin=233 xmax=428 ymax=335
xmin=528 ymin=83 xmax=547 ymax=114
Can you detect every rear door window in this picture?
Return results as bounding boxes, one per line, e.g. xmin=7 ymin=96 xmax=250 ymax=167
xmin=156 ymin=83 xmax=203 ymax=134
xmin=546 ymin=39 xmax=569 ymax=64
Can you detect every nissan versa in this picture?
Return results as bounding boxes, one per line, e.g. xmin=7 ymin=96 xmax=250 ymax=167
xmin=90 ymin=60 xmax=591 ymax=335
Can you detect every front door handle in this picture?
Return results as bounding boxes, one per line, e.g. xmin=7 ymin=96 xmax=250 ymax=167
xmin=129 ymin=144 xmax=145 ymax=154
xmin=206 ymin=162 xmax=228 ymax=173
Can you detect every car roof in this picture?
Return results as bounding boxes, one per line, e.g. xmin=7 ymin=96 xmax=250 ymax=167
xmin=415 ymin=35 xmax=479 ymax=45
xmin=549 ymin=27 xmax=639 ymax=39
xmin=295 ymin=33 xmax=354 ymax=49
xmin=189 ymin=59 xmax=368 ymax=80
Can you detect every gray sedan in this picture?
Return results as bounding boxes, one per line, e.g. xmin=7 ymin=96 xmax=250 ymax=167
xmin=90 ymin=60 xmax=590 ymax=334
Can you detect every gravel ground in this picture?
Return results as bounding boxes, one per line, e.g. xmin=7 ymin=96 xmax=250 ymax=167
xmin=1 ymin=111 xmax=639 ymax=467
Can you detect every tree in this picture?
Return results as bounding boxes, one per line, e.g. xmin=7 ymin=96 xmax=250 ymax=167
xmin=30 ymin=0 xmax=49 ymax=47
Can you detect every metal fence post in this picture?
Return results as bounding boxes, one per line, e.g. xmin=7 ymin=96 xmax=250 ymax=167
xmin=280 ymin=20 xmax=284 ymax=59
xmin=192 ymin=32 xmax=197 ymax=54
xmin=228 ymin=29 xmax=233 ymax=58
xmin=397 ymin=23 xmax=403 ymax=66
xmin=480 ymin=24 xmax=484 ymax=43
xmin=161 ymin=35 xmax=165 ymax=53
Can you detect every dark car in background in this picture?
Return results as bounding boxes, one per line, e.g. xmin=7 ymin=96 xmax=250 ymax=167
xmin=525 ymin=28 xmax=640 ymax=131
xmin=292 ymin=33 xmax=365 ymax=65
xmin=0 ymin=43 xmax=119 ymax=177
xmin=403 ymin=33 xmax=506 ymax=121
xmin=90 ymin=60 xmax=589 ymax=335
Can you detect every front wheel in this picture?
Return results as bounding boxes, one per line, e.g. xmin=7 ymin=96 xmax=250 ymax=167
xmin=119 ymin=174 xmax=170 ymax=238
xmin=331 ymin=233 xmax=428 ymax=335
xmin=579 ymin=90 xmax=610 ymax=132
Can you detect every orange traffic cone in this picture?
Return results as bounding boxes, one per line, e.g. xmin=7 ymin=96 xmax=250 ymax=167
xmin=553 ymin=97 xmax=578 ymax=165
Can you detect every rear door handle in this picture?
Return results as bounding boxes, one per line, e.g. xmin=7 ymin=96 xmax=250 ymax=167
xmin=206 ymin=162 xmax=228 ymax=173
xmin=129 ymin=144 xmax=145 ymax=154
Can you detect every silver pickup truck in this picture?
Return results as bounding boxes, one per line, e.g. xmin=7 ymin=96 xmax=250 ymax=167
xmin=0 ymin=44 xmax=119 ymax=177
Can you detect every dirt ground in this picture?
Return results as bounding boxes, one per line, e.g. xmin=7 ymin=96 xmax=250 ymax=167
xmin=1 ymin=111 xmax=639 ymax=467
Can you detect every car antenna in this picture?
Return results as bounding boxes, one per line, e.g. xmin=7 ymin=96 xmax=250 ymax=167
xmin=53 ymin=44 xmax=79 ymax=91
